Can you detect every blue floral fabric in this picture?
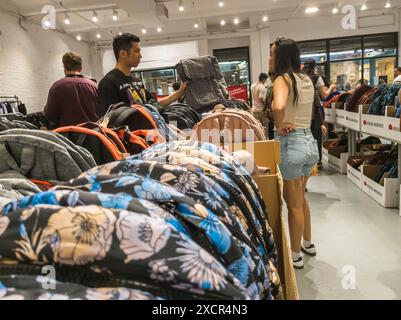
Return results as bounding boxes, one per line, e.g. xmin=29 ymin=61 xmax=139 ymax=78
xmin=0 ymin=141 xmax=282 ymax=300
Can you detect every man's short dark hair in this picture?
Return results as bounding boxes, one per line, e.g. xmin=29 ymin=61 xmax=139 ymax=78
xmin=113 ymin=33 xmax=140 ymax=60
xmin=259 ymin=73 xmax=268 ymax=82
xmin=63 ymin=52 xmax=82 ymax=71
xmin=396 ymin=67 xmax=401 ymax=73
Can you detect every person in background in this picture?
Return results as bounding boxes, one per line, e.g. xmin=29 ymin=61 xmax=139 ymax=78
xmin=271 ymin=38 xmax=319 ymax=270
xmin=393 ymin=67 xmax=401 ymax=84
xmin=264 ymin=72 xmax=275 ymax=140
xmin=44 ymin=52 xmax=99 ymax=127
xmin=98 ymin=33 xmax=187 ymax=116
xmin=303 ymin=59 xmax=330 ymax=169
xmin=251 ymin=73 xmax=268 ymax=131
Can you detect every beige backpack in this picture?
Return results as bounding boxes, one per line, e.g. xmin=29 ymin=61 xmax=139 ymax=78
xmin=192 ymin=105 xmax=266 ymax=144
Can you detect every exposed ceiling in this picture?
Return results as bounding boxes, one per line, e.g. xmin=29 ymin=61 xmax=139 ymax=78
xmin=1 ymin=0 xmax=400 ymax=43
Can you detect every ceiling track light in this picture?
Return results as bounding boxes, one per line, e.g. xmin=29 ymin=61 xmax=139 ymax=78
xmin=178 ymin=0 xmax=184 ymax=12
xmin=141 ymin=28 xmax=147 ymax=34
xmin=262 ymin=15 xmax=268 ymax=22
xmin=219 ymin=1 xmax=224 ymax=7
xmin=220 ymin=19 xmax=226 ymax=26
xmin=92 ymin=11 xmax=98 ymax=22
xmin=332 ymin=7 xmax=339 ymax=14
xmin=305 ymin=7 xmax=319 ymax=14
xmin=64 ymin=14 xmax=70 ymax=25
xmin=96 ymin=33 xmax=101 ymax=39
xmin=385 ymin=1 xmax=391 ymax=8
xmin=194 ymin=23 xmax=199 ymax=28
xmin=157 ymin=27 xmax=162 ymax=32
xmin=76 ymin=35 xmax=82 ymax=41
xmin=112 ymin=9 xmax=118 ymax=21
xmin=361 ymin=3 xmax=367 ymax=10
xmin=234 ymin=18 xmax=239 ymax=25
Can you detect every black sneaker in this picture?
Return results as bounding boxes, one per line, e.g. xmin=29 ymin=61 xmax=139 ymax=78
xmin=301 ymin=244 xmax=317 ymax=257
xmin=292 ymin=256 xmax=304 ymax=269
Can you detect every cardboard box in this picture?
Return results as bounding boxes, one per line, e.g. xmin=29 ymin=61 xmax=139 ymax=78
xmin=361 ymin=165 xmax=399 ymax=208
xmin=384 ymin=106 xmax=401 ymax=143
xmin=228 ymin=140 xmax=299 ymax=300
xmin=322 ymin=142 xmax=348 ymax=174
xmin=347 ymin=155 xmax=373 ymax=189
xmin=324 ymin=106 xmax=336 ymax=124
xmin=361 ymin=104 xmax=387 ymax=139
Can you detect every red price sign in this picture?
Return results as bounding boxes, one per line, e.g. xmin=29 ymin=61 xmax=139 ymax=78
xmin=228 ymin=85 xmax=248 ymax=101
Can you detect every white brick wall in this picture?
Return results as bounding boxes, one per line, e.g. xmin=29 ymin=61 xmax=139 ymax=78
xmin=0 ymin=12 xmax=94 ymax=113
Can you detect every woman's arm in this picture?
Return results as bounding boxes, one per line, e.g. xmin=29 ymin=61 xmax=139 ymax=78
xmin=273 ymin=76 xmax=290 ymax=130
xmin=318 ymin=84 xmax=336 ymax=100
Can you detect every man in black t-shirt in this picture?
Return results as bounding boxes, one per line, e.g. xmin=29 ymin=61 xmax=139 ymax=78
xmin=98 ymin=33 xmax=187 ymax=116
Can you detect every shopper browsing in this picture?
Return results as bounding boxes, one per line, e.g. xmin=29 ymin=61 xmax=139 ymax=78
xmin=303 ymin=59 xmax=331 ymax=168
xmin=251 ymin=73 xmax=268 ymax=120
xmin=44 ymin=52 xmax=99 ymax=127
xmin=393 ymin=67 xmax=401 ymax=84
xmin=270 ymin=38 xmax=319 ymax=269
xmin=98 ymin=33 xmax=187 ymax=116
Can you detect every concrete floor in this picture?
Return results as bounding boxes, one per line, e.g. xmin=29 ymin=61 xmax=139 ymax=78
xmin=284 ymin=170 xmax=401 ymax=300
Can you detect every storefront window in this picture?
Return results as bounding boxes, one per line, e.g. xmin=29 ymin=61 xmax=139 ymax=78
xmin=330 ymin=61 xmax=362 ymax=90
xmin=299 ymin=33 xmax=398 ymax=90
xmin=329 ymin=37 xmax=362 ymax=61
xmin=364 ymin=34 xmax=397 ymax=58
xmin=140 ymin=68 xmax=177 ymax=97
xmin=299 ymin=40 xmax=327 ymax=63
xmin=214 ymin=47 xmax=251 ymax=102
xmin=364 ymin=57 xmax=397 ymax=85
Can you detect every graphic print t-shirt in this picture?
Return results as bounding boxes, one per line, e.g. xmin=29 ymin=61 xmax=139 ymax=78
xmin=98 ymin=68 xmax=155 ymax=116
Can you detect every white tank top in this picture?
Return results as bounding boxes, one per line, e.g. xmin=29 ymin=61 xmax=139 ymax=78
xmin=281 ymin=73 xmax=314 ymax=129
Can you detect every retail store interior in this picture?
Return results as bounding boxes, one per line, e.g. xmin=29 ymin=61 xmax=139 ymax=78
xmin=1 ymin=0 xmax=401 ymax=301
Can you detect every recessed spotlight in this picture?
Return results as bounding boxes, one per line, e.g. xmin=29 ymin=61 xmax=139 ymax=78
xmin=112 ymin=9 xmax=118 ymax=21
xmin=385 ymin=1 xmax=391 ymax=8
xmin=92 ymin=11 xmax=98 ymax=23
xmin=64 ymin=14 xmax=70 ymax=25
xmin=305 ymin=7 xmax=319 ymax=14
xmin=194 ymin=23 xmax=199 ymax=28
xmin=262 ymin=15 xmax=268 ymax=22
xmin=361 ymin=3 xmax=367 ymax=10
xmin=234 ymin=18 xmax=239 ymax=25
xmin=220 ymin=20 xmax=226 ymax=26
xmin=141 ymin=28 xmax=147 ymax=34
xmin=219 ymin=1 xmax=224 ymax=7
xmin=332 ymin=7 xmax=339 ymax=14
xmin=76 ymin=35 xmax=82 ymax=41
xmin=178 ymin=0 xmax=184 ymax=12
xmin=157 ymin=27 xmax=162 ymax=32
xmin=96 ymin=33 xmax=101 ymax=39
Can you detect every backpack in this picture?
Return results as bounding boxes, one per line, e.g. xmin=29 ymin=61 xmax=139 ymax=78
xmin=54 ymin=123 xmax=128 ymax=165
xmin=103 ymin=103 xmax=159 ymax=132
xmin=192 ymin=106 xmax=266 ymax=144
xmin=345 ymin=85 xmax=373 ymax=113
xmin=176 ymin=56 xmax=229 ymax=112
xmin=0 ymin=129 xmax=96 ymax=172
xmin=0 ymin=203 xmax=249 ymax=300
xmin=161 ymin=103 xmax=201 ymax=130
xmin=0 ymin=134 xmax=86 ymax=182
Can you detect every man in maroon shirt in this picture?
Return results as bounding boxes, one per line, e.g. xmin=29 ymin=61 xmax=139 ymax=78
xmin=44 ymin=52 xmax=99 ymax=127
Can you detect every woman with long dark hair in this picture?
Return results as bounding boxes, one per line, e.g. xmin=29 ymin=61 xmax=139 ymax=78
xmin=270 ymin=38 xmax=319 ymax=269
